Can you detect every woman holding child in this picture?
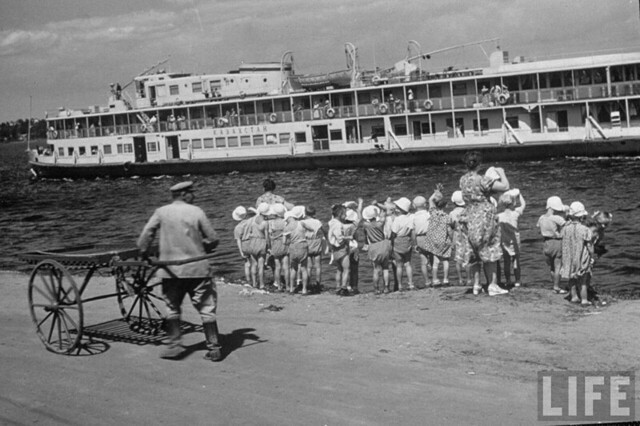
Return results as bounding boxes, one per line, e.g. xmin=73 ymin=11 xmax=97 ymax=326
xmin=457 ymin=151 xmax=510 ymax=296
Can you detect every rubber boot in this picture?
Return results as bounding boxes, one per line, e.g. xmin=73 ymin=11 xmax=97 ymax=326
xmin=160 ymin=318 xmax=184 ymax=359
xmin=203 ymin=321 xmax=222 ymax=362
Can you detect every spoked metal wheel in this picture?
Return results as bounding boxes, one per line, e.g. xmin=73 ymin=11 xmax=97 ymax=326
xmin=28 ymin=260 xmax=84 ymax=354
xmin=114 ymin=263 xmax=165 ymax=335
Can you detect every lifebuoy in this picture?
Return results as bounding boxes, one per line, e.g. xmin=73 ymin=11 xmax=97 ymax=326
xmin=269 ymin=113 xmax=278 ymax=123
xmin=423 ymin=99 xmax=433 ymax=110
xmin=217 ymin=117 xmax=228 ymax=127
xmin=497 ymin=94 xmax=508 ymax=105
xmin=326 ymin=108 xmax=335 ymax=118
xmin=372 ymin=75 xmax=382 ymax=85
xmin=378 ymin=103 xmax=389 ymax=114
xmin=141 ymin=123 xmax=148 ymax=133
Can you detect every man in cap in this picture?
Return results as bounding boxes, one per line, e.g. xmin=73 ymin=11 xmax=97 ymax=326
xmin=137 ymin=181 xmax=223 ymax=361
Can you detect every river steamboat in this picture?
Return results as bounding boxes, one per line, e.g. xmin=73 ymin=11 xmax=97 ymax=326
xmin=29 ymin=41 xmax=640 ymax=179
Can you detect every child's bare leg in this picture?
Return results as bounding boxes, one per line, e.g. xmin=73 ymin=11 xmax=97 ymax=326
xmin=405 ymin=261 xmax=414 ymax=289
xmin=552 ymin=258 xmax=562 ymax=291
xmin=569 ymin=278 xmax=580 ymax=302
xmin=257 ymin=256 xmax=265 ymax=289
xmin=502 ymin=252 xmax=512 ymax=285
xmin=382 ymin=268 xmax=390 ymax=291
xmin=301 ymin=259 xmax=309 ymax=294
xmin=372 ymin=264 xmax=381 ymax=292
xmin=250 ymin=256 xmax=258 ymax=288
xmin=470 ymin=263 xmax=481 ymax=294
xmin=244 ymin=258 xmax=251 ymax=283
xmin=420 ymin=253 xmax=430 ymax=286
xmin=394 ymin=260 xmax=403 ymax=291
xmin=313 ymin=255 xmax=322 ymax=287
xmin=580 ymin=276 xmax=589 ymax=304
xmin=442 ymin=259 xmax=450 ymax=283
xmin=289 ymin=264 xmax=298 ymax=293
xmin=274 ymin=258 xmax=282 ymax=289
xmin=335 ymin=265 xmax=342 ymax=290
xmin=514 ymin=255 xmax=521 ymax=285
xmin=341 ymin=256 xmax=350 ymax=290
xmin=282 ymin=256 xmax=290 ymax=291
xmin=432 ymin=256 xmax=441 ymax=284
xmin=455 ymin=260 xmax=463 ymax=285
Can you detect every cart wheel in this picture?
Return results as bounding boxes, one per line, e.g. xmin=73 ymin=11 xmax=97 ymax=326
xmin=28 ymin=260 xmax=84 ymax=354
xmin=114 ymin=264 xmax=165 ymax=335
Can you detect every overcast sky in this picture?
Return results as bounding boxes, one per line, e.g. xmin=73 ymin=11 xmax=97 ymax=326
xmin=1 ymin=0 xmax=640 ymax=123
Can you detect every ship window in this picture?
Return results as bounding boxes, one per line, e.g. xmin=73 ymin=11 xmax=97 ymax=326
xmin=79 ymin=147 xmax=86 ymax=155
xmin=393 ymin=124 xmax=407 ymax=136
xmin=103 ymin=145 xmax=112 ymax=154
xmin=123 ymin=144 xmax=133 ymax=153
xmin=117 ymin=144 xmax=123 ymax=154
xmin=203 ymin=138 xmax=214 ymax=148
xmin=266 ymin=134 xmax=277 ymax=145
xmin=549 ymin=72 xmax=562 ymax=88
xmin=58 ymin=147 xmax=65 ymax=157
xmin=506 ymin=116 xmax=519 ymax=129
xmin=576 ymin=69 xmax=591 ymax=85
xmin=330 ymin=130 xmax=342 ymax=141
xmin=156 ymin=85 xmax=166 ymax=97
xmin=241 ymin=135 xmax=251 ymax=146
xmin=228 ymin=136 xmax=238 ymax=147
xmin=180 ymin=139 xmax=190 ymax=150
xmin=428 ymin=85 xmax=442 ymax=98
xmin=147 ymin=142 xmax=158 ymax=152
xmin=90 ymin=146 xmax=98 ymax=155
xmin=192 ymin=139 xmax=202 ymax=149
xmin=279 ymin=133 xmax=290 ymax=144
xmin=170 ymin=85 xmax=179 ymax=95
xmin=215 ymin=137 xmax=226 ymax=148
xmin=192 ymin=82 xmax=202 ymax=93
xmin=452 ymin=82 xmax=467 ymax=96
xmin=295 ymin=132 xmax=307 ymax=143
xmin=263 ymin=78 xmax=267 ymax=83
xmin=253 ymin=135 xmax=264 ymax=145
xmin=68 ymin=147 xmax=75 ymax=156
xmin=473 ymin=119 xmax=489 ymax=131
xmin=421 ymin=122 xmax=435 ymax=134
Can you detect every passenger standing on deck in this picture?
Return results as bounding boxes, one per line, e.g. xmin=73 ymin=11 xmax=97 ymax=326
xmin=412 ymin=195 xmax=432 ymax=287
xmin=536 ymin=196 xmax=567 ymax=294
xmin=391 ymin=197 xmax=415 ymax=291
xmin=232 ymin=206 xmax=252 ymax=284
xmin=458 ymin=151 xmax=510 ymax=296
xmin=137 ymin=181 xmax=222 ymax=361
xmin=362 ymin=205 xmax=392 ymax=294
xmin=560 ymin=202 xmax=594 ymax=306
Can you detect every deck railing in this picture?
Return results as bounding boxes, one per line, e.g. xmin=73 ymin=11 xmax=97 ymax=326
xmin=47 ymin=80 xmax=640 ymax=139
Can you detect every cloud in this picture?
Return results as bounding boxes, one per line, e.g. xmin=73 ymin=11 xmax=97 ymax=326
xmin=0 ymin=30 xmax=59 ymax=56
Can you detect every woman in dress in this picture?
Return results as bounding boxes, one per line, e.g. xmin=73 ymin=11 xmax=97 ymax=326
xmin=457 ymin=151 xmax=510 ymax=296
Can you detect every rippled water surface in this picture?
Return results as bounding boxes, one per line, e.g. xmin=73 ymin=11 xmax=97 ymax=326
xmin=2 ymin=141 xmax=639 ymax=296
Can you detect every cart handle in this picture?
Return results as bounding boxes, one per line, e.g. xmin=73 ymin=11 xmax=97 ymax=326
xmin=112 ymin=252 xmax=217 ymax=268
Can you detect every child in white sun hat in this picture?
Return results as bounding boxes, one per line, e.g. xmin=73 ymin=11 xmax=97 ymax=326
xmin=560 ymin=201 xmax=594 ymax=306
xmin=536 ymin=195 xmax=568 ymax=294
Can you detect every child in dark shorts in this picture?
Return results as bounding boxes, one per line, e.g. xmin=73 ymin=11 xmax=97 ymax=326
xmin=536 ymin=196 xmax=567 ymax=294
xmin=362 ymin=205 xmax=392 ymax=294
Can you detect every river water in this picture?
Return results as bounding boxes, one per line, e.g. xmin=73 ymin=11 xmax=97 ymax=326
xmin=2 ymin=141 xmax=639 ymax=296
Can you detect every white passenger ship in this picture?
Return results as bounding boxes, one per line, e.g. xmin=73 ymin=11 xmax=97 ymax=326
xmin=29 ymin=41 xmax=640 ymax=179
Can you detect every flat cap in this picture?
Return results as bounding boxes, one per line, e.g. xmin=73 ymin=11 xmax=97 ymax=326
xmin=170 ymin=181 xmax=194 ymax=192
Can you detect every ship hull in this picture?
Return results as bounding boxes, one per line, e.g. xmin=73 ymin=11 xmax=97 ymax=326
xmin=29 ymin=138 xmax=640 ymax=179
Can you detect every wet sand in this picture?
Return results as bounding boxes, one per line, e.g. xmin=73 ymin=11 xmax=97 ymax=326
xmin=0 ymin=270 xmax=638 ymax=425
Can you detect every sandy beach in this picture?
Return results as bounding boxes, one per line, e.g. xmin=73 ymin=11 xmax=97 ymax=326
xmin=0 ymin=270 xmax=638 ymax=425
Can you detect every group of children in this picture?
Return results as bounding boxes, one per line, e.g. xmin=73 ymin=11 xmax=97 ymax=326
xmin=537 ymin=195 xmax=613 ymax=306
xmin=231 ymin=179 xmax=611 ymax=301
